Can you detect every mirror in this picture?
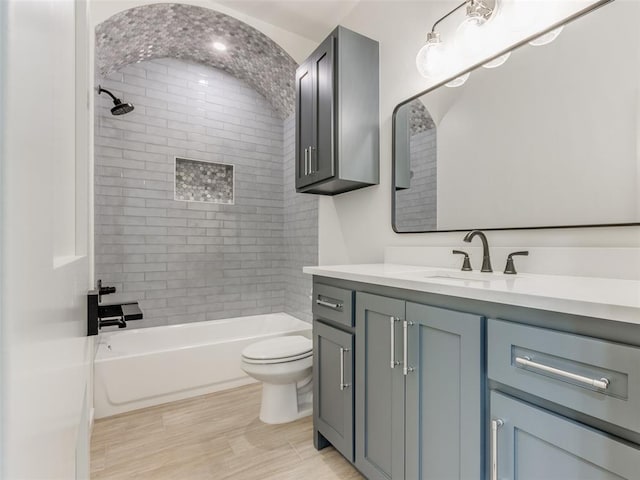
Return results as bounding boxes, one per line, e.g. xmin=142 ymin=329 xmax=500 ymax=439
xmin=393 ymin=0 xmax=640 ymax=233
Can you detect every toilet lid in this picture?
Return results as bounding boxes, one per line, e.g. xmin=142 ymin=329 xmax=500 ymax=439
xmin=242 ymin=335 xmax=312 ymax=361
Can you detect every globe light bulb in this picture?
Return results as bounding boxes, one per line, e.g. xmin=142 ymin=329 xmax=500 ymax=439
xmin=445 ymin=72 xmax=470 ymax=88
xmin=416 ymin=32 xmax=446 ymax=79
xmin=529 ymin=26 xmax=564 ymax=46
xmin=482 ymin=51 xmax=510 ymax=68
xmin=455 ymin=16 xmax=487 ymax=58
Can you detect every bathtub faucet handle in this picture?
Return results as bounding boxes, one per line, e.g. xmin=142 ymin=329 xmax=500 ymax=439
xmin=97 ymin=279 xmax=116 ymax=297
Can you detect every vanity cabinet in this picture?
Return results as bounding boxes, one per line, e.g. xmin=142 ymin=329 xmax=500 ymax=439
xmin=310 ymin=274 xmax=640 ymax=479
xmin=355 ymin=293 xmax=406 ymax=480
xmin=295 ymin=26 xmax=379 ymax=195
xmin=488 ymin=318 xmax=640 ymax=480
xmin=313 ymin=321 xmax=354 ymax=461
xmin=490 ymin=392 xmax=640 ymax=479
xmin=312 ymin=284 xmax=356 ymax=461
xmin=355 ymin=292 xmax=483 ymax=480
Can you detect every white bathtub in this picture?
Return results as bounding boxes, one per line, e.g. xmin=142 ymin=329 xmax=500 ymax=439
xmin=94 ymin=313 xmax=312 ymax=418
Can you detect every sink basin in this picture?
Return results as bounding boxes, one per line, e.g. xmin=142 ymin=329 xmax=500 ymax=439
xmin=422 ymin=271 xmax=505 ymax=282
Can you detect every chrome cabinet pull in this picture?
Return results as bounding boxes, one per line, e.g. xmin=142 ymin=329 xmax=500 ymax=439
xmin=390 ymin=316 xmax=400 ymax=369
xmin=491 ymin=418 xmax=504 ymax=480
xmin=303 ymin=147 xmax=309 ymax=175
xmin=403 ymin=320 xmax=414 ymax=376
xmin=515 ymin=356 xmax=610 ymax=390
xmin=339 ymin=347 xmax=350 ymax=390
xmin=309 ymin=146 xmax=315 ymax=174
xmin=316 ymin=299 xmax=343 ymax=310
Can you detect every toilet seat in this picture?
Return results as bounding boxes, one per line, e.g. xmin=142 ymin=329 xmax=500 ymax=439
xmin=242 ymin=336 xmax=312 ymax=364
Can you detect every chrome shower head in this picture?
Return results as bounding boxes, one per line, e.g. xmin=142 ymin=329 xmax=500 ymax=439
xmin=98 ymin=85 xmax=135 ymax=116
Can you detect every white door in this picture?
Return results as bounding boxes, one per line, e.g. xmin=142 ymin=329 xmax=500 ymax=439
xmin=1 ymin=0 xmax=93 ymax=478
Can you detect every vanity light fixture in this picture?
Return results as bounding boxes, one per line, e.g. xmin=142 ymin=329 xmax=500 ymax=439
xmin=528 ymin=26 xmax=564 ymax=46
xmin=416 ymin=0 xmax=506 ymax=85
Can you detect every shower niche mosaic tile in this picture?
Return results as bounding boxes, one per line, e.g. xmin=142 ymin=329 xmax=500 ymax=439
xmin=175 ymin=157 xmax=234 ymax=204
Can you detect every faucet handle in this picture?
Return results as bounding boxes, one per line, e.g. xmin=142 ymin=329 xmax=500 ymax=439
xmin=452 ymin=250 xmax=473 ymax=271
xmin=504 ymin=251 xmax=529 ymax=275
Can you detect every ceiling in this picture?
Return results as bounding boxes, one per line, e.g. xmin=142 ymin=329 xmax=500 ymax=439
xmin=215 ymin=0 xmax=361 ymax=41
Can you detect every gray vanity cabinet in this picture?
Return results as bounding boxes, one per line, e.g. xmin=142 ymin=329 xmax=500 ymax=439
xmin=355 ymin=293 xmax=406 ymax=480
xmin=355 ymin=293 xmax=483 ymax=480
xmin=491 ymin=392 xmax=640 ymax=479
xmin=295 ymin=26 xmax=379 ymax=195
xmin=313 ymin=320 xmax=354 ymax=461
xmin=405 ymin=302 xmax=483 ymax=480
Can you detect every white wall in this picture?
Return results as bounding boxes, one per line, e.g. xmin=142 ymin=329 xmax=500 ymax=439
xmin=1 ymin=0 xmax=93 ymax=478
xmin=318 ymin=0 xmax=640 ymax=266
xmin=435 ymin=0 xmax=638 ymax=229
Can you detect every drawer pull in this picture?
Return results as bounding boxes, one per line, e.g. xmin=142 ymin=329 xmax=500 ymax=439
xmin=316 ymin=299 xmax=343 ymax=310
xmin=403 ymin=320 xmax=414 ymax=376
xmin=515 ymin=356 xmax=610 ymax=390
xmin=390 ymin=316 xmax=400 ymax=369
xmin=339 ymin=347 xmax=350 ymax=391
xmin=491 ymin=418 xmax=503 ymax=480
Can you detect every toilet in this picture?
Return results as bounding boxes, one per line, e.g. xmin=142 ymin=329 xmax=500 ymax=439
xmin=241 ymin=335 xmax=313 ymax=424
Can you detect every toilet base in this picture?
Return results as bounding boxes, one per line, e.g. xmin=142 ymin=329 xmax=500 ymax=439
xmin=259 ymin=382 xmax=313 ymax=424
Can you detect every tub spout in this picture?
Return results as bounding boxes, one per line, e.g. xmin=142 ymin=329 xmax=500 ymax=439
xmin=87 ymin=280 xmax=143 ymax=336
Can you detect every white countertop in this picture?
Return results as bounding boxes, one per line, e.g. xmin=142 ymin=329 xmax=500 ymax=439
xmin=303 ymin=264 xmax=640 ymax=325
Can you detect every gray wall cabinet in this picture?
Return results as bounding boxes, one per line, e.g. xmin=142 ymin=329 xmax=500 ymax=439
xmin=313 ymin=320 xmax=355 ymax=461
xmin=295 ymin=26 xmax=379 ymax=195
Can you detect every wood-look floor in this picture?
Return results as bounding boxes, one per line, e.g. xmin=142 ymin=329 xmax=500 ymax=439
xmin=91 ymin=383 xmax=364 ymax=479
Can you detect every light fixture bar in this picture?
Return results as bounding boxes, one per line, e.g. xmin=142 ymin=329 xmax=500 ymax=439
xmin=431 ymin=0 xmax=467 ymax=33
xmin=430 ymin=0 xmax=496 ymax=33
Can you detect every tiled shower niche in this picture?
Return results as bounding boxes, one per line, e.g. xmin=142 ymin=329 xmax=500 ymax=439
xmin=175 ymin=157 xmax=234 ymax=204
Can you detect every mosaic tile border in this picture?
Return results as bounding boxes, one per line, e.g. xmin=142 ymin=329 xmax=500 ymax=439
xmin=174 ymin=157 xmax=235 ymax=205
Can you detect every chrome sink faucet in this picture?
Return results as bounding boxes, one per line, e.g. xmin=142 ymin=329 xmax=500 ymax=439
xmin=463 ymin=230 xmax=492 ymax=272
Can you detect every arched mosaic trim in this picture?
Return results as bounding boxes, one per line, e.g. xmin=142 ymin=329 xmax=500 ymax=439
xmin=96 ymin=3 xmax=297 ymax=118
xmin=410 ymin=99 xmax=435 ymax=135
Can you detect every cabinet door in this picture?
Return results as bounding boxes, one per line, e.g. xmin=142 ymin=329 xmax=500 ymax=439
xmin=491 ymin=392 xmax=640 ymax=480
xmin=313 ymin=320 xmax=354 ymax=461
xmin=311 ymin=33 xmax=335 ymax=184
xmin=405 ymin=303 xmax=483 ymax=480
xmin=295 ymin=58 xmax=316 ymax=189
xmin=355 ymin=293 xmax=405 ymax=480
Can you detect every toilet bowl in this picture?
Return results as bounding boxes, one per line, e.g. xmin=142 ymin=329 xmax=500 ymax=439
xmin=241 ymin=335 xmax=313 ymax=424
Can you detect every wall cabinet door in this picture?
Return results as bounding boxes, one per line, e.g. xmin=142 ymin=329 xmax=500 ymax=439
xmin=405 ymin=303 xmax=483 ymax=480
xmin=491 ymin=392 xmax=640 ymax=480
xmin=355 ymin=293 xmax=405 ymax=480
xmin=313 ymin=320 xmax=354 ymax=461
xmin=295 ymin=58 xmax=315 ymax=189
xmin=295 ymin=35 xmax=334 ymax=190
xmin=295 ymin=26 xmax=379 ymax=195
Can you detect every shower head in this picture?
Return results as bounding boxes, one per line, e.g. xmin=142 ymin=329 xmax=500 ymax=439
xmin=98 ymin=85 xmax=135 ymax=116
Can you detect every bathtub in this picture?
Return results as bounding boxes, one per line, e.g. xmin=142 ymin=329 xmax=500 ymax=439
xmin=94 ymin=312 xmax=312 ymax=418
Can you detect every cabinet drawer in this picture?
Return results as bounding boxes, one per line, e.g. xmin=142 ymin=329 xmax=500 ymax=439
xmin=312 ymin=284 xmax=354 ymax=327
xmin=488 ymin=318 xmax=640 ymax=433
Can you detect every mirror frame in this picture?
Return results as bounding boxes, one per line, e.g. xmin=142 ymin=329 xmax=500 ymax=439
xmin=391 ymin=0 xmax=639 ymax=234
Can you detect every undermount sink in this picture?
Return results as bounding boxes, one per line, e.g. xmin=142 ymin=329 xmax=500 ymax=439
xmin=409 ymin=270 xmax=516 ymax=285
xmin=422 ymin=271 xmax=504 ymax=282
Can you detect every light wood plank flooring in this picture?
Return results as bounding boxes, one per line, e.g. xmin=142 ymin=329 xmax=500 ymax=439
xmin=91 ymin=383 xmax=363 ymax=479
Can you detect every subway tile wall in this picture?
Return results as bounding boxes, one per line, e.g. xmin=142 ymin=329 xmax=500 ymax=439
xmin=283 ymin=114 xmax=317 ymax=322
xmin=395 ymin=129 xmax=437 ymax=231
xmin=95 ymin=57 xmax=317 ymax=328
